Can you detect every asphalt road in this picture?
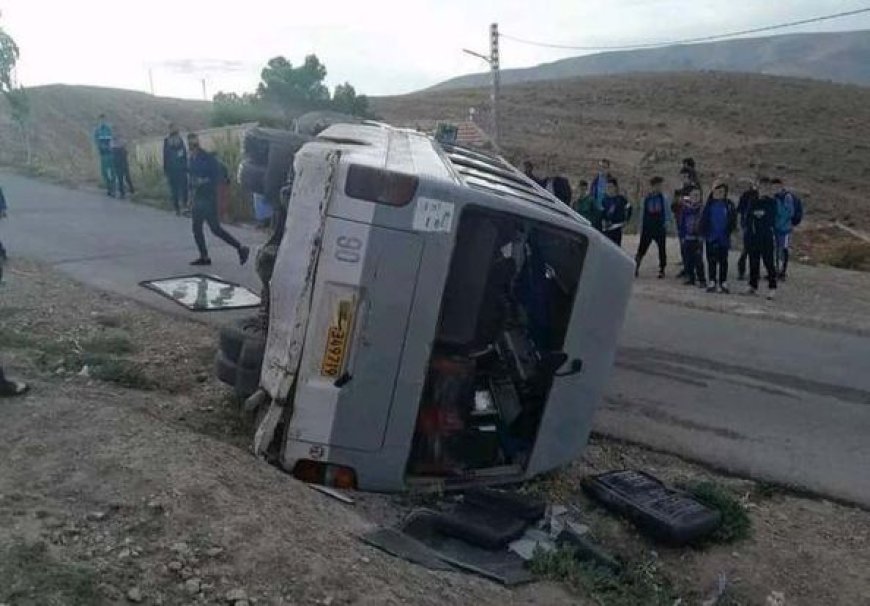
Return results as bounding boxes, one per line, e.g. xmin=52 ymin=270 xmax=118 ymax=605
xmin=3 ymin=172 xmax=870 ymax=506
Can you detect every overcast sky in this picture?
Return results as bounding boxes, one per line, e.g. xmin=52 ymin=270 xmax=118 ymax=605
xmin=3 ymin=0 xmax=870 ymax=99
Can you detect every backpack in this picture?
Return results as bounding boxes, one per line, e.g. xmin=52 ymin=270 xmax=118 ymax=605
xmin=790 ymin=193 xmax=804 ymax=226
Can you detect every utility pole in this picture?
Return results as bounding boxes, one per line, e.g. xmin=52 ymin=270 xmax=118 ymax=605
xmin=148 ymin=69 xmax=155 ymax=96
xmin=201 ymin=78 xmax=208 ymax=101
xmin=462 ymin=23 xmax=501 ymax=148
xmin=490 ymin=22 xmax=500 ymax=148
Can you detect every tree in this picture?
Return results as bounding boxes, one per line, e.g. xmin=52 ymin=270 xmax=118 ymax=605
xmin=0 ymin=19 xmax=20 ymax=93
xmin=256 ymin=54 xmax=330 ymax=111
xmin=332 ymin=82 xmax=370 ymax=117
xmin=1 ymin=18 xmax=31 ymax=164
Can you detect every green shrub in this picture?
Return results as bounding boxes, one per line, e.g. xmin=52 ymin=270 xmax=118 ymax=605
xmin=687 ymin=481 xmax=752 ymax=544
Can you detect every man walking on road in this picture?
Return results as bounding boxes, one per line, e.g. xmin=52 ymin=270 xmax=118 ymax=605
xmin=93 ymin=114 xmax=115 ymax=196
xmin=163 ymin=124 xmax=189 ymax=215
xmin=745 ymin=177 xmax=778 ymax=299
xmin=635 ymin=176 xmax=669 ymax=278
xmin=187 ymin=133 xmax=249 ymax=267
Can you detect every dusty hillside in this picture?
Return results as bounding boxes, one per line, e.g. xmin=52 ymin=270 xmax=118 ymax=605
xmin=374 ymin=71 xmax=870 ymax=235
xmin=0 ymin=84 xmax=210 ymax=182
xmin=431 ymin=30 xmax=870 ymax=91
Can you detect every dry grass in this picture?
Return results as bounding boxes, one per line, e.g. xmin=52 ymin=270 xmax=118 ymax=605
xmin=374 ymin=72 xmax=870 ymax=234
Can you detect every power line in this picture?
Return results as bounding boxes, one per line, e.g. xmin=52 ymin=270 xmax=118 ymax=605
xmin=500 ymin=7 xmax=870 ymax=52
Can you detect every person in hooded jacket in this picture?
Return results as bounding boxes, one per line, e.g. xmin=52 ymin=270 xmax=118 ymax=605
xmin=678 ymin=185 xmax=706 ymax=287
xmin=634 ymin=176 xmax=670 ymax=278
xmin=744 ymin=177 xmax=778 ymax=299
xmin=700 ymin=181 xmax=738 ymax=293
xmin=600 ymin=177 xmax=632 ymax=246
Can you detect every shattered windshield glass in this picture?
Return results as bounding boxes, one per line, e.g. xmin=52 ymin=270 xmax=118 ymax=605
xmin=141 ymin=275 xmax=261 ymax=311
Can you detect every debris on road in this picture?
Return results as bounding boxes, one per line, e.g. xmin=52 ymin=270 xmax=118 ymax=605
xmin=583 ymin=470 xmax=722 ymax=545
xmin=308 ymin=484 xmax=355 ymax=504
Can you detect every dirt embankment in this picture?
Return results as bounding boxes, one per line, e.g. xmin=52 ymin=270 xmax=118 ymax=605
xmin=0 ymin=85 xmax=210 ymax=183
xmin=2 ymin=258 xmax=870 ymax=605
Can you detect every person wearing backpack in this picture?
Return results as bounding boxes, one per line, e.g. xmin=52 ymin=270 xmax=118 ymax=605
xmin=772 ymin=178 xmax=799 ymax=280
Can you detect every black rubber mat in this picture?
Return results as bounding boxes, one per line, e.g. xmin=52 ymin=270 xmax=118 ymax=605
xmin=402 ymin=510 xmax=533 ymax=586
xmin=582 ymin=470 xmax=721 ymax=545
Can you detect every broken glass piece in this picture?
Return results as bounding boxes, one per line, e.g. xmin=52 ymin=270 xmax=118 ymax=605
xmin=140 ymin=274 xmax=261 ymax=311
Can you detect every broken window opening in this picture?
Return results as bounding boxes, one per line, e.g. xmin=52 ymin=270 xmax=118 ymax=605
xmin=407 ymin=206 xmax=588 ymax=482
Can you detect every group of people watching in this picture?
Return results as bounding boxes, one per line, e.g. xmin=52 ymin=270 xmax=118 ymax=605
xmin=93 ymin=117 xmax=248 ymax=268
xmin=525 ymin=158 xmax=802 ymax=300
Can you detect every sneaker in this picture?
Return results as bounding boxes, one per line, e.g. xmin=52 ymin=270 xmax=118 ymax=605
xmin=0 ymin=379 xmax=29 ymax=398
xmin=676 ymin=270 xmax=687 ymax=279
xmin=683 ymin=279 xmax=695 ymax=286
xmin=719 ymin=283 xmax=730 ymax=294
xmin=744 ymin=286 xmax=757 ymax=296
xmin=238 ymin=246 xmax=251 ymax=266
xmin=657 ymin=269 xmax=665 ymax=279
xmin=190 ymin=258 xmax=212 ymax=266
xmin=767 ymin=290 xmax=776 ymax=301
xmin=706 ymin=282 xmax=717 ymax=293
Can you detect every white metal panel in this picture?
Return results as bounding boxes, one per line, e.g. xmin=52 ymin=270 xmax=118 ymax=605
xmin=260 ymin=147 xmax=340 ymax=401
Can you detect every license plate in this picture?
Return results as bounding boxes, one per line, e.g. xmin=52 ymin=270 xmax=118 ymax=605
xmin=320 ymin=299 xmax=355 ymax=377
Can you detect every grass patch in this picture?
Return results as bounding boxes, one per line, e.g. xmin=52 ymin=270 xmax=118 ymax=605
xmin=81 ymin=333 xmax=136 ymax=355
xmin=531 ymin=547 xmax=677 ymax=606
xmin=88 ymin=357 xmax=154 ymax=390
xmin=825 ymin=242 xmax=870 ymax=271
xmin=686 ymin=481 xmax=751 ymax=544
xmin=0 ymin=541 xmax=103 ymax=605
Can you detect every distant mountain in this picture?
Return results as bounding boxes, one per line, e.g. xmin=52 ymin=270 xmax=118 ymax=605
xmin=430 ymin=30 xmax=870 ymax=91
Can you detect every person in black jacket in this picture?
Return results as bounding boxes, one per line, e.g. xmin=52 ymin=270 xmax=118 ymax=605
xmin=601 ymin=178 xmax=632 ymax=246
xmin=635 ymin=176 xmax=670 ymax=278
xmin=111 ymin=134 xmax=135 ymax=199
xmin=744 ymin=177 xmax=778 ymax=299
xmin=736 ymin=179 xmax=758 ymax=280
xmin=699 ymin=181 xmax=738 ymax=293
xmin=163 ymin=124 xmax=189 ymax=215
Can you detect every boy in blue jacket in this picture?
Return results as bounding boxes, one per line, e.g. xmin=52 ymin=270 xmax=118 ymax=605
xmin=772 ymin=178 xmax=795 ymax=280
xmin=700 ymin=181 xmax=738 ymax=293
xmin=678 ymin=186 xmax=706 ymax=287
xmin=93 ymin=114 xmax=115 ymax=196
xmin=634 ymin=176 xmax=670 ymax=278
